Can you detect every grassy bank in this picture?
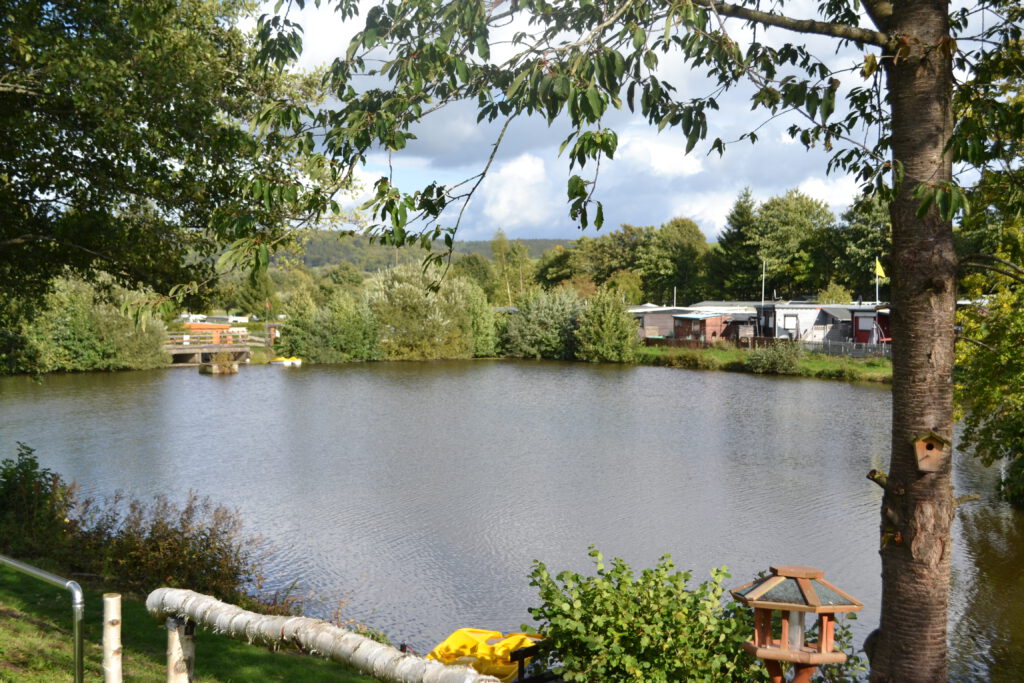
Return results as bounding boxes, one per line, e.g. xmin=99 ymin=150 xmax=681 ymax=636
xmin=0 ymin=565 xmax=374 ymax=682
xmin=636 ymin=344 xmax=893 ymax=383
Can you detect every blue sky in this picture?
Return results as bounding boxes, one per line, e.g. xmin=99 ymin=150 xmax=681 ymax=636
xmin=283 ymin=1 xmax=873 ymax=243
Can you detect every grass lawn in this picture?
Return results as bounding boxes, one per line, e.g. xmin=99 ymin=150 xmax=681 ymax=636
xmin=0 ymin=565 xmax=376 ymax=682
xmin=636 ymin=344 xmax=892 ymax=383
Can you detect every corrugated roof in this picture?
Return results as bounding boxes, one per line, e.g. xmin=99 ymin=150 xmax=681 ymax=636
xmin=673 ymin=312 xmax=728 ymax=320
xmin=821 ymin=306 xmax=852 ymax=320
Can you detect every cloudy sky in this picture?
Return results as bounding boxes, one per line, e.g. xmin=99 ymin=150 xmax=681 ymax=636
xmin=281 ymin=1 xmax=874 ymax=242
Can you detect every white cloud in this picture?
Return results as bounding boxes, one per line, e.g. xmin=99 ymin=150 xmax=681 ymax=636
xmin=478 ymin=154 xmax=559 ymax=234
xmin=618 ymin=131 xmax=703 ymax=177
xmin=667 ymin=191 xmax=742 ymax=240
xmin=798 ymin=175 xmax=860 ymax=211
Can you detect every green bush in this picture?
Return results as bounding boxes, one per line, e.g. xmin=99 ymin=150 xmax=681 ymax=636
xmin=745 ymin=341 xmax=802 ymax=375
xmin=12 ymin=277 xmax=167 ymax=374
xmin=363 ymin=265 xmax=493 ymax=360
xmin=574 ymin=288 xmax=640 ymax=363
xmin=1 ymin=444 xmax=272 ymax=608
xmin=526 ymin=548 xmax=762 ymax=682
xmin=280 ymin=289 xmax=380 ymax=363
xmin=0 ymin=443 xmax=75 ymax=559
xmin=75 ymin=491 xmax=261 ymax=604
xmin=502 ymin=289 xmax=584 ymax=360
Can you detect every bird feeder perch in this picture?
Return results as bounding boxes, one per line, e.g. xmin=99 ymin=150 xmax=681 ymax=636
xmin=731 ymin=565 xmax=862 ymax=683
xmin=913 ymin=432 xmax=950 ymax=473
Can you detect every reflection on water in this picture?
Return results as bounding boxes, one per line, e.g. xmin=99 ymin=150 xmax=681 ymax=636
xmin=1 ymin=361 xmax=1021 ymax=676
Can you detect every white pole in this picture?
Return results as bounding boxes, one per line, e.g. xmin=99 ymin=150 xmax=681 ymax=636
xmin=759 ymin=260 xmax=766 ymax=336
xmin=876 ymin=273 xmax=880 ymax=303
xmin=103 ymin=594 xmax=122 ymax=683
xmin=761 ymin=260 xmax=766 ymax=304
xmin=166 ymin=617 xmax=195 ymax=683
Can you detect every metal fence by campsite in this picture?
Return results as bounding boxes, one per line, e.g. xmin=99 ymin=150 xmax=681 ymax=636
xmin=801 ymin=340 xmax=892 ymax=358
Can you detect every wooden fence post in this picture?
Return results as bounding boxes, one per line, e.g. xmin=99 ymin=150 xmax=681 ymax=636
xmin=166 ymin=616 xmax=195 ymax=683
xmin=103 ymin=593 xmax=122 ymax=683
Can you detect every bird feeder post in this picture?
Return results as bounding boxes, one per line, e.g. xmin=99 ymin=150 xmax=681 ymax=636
xmin=732 ymin=565 xmax=862 ymax=683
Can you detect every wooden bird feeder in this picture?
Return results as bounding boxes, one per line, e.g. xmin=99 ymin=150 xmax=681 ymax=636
xmin=731 ymin=565 xmax=862 ymax=683
xmin=913 ymin=432 xmax=950 ymax=473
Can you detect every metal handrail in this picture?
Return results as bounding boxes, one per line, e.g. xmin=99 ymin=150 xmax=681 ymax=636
xmin=0 ymin=554 xmax=84 ymax=683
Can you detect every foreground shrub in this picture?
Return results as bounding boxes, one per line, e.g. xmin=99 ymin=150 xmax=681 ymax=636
xmin=76 ymin=492 xmax=260 ymax=603
xmin=1 ymin=444 xmax=269 ymax=608
xmin=527 ymin=548 xmax=762 ymax=682
xmin=745 ymin=340 xmax=802 ymax=375
xmin=0 ymin=443 xmax=75 ymax=559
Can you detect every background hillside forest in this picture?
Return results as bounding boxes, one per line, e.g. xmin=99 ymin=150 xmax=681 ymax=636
xmin=285 ymin=185 xmax=896 ymax=310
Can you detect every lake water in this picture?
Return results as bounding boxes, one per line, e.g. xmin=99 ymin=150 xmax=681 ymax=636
xmin=1 ymin=361 xmax=1020 ymax=679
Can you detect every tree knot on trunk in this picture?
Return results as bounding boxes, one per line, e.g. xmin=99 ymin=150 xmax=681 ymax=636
xmin=908 ymin=499 xmax=953 ymax=567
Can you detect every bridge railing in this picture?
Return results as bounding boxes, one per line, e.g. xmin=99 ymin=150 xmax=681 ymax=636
xmin=164 ymin=331 xmax=249 ymax=346
xmin=146 ymin=588 xmax=501 ymax=683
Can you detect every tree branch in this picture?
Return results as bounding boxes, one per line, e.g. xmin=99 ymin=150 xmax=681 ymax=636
xmin=959 ymin=254 xmax=1024 ymax=285
xmin=961 ymin=253 xmax=1024 ymax=276
xmin=956 ymin=335 xmax=998 ymax=353
xmin=700 ymin=1 xmax=892 ymax=48
xmin=861 ymin=0 xmax=895 ymax=34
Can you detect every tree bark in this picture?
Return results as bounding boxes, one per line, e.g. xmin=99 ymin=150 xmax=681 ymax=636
xmin=871 ymin=1 xmax=957 ymax=680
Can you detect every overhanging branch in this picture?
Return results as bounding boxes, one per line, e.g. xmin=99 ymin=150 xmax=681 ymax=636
xmin=960 ymin=254 xmax=1024 ymax=285
xmin=700 ymin=1 xmax=892 ymax=48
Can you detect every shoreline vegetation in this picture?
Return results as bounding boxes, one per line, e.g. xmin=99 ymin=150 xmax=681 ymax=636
xmin=636 ymin=344 xmax=892 ymax=383
xmin=0 ymin=445 xmax=377 ymax=681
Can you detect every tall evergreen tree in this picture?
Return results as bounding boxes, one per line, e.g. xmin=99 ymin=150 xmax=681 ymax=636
xmin=706 ymin=189 xmax=762 ymax=300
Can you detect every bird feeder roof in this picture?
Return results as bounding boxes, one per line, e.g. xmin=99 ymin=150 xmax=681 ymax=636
xmin=731 ymin=565 xmax=862 ymax=614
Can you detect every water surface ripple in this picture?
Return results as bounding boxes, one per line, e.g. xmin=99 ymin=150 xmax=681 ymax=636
xmin=1 ymin=361 xmax=1019 ymax=678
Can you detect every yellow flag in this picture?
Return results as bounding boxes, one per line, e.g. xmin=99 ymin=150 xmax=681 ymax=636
xmin=875 ymin=258 xmax=886 ymax=278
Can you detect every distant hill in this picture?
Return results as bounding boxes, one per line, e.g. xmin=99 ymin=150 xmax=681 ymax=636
xmin=287 ymin=232 xmax=574 ymax=270
xmin=451 ymin=239 xmax=572 ymax=259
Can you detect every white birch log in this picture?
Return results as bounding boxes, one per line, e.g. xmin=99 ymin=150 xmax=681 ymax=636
xmin=146 ymin=588 xmax=502 ymax=683
xmin=165 ymin=616 xmax=195 ymax=683
xmin=103 ymin=593 xmax=122 ymax=683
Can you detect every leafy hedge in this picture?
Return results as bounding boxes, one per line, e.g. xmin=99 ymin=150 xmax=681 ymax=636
xmin=526 ymin=548 xmax=763 ymax=682
xmin=0 ymin=444 xmax=275 ymax=610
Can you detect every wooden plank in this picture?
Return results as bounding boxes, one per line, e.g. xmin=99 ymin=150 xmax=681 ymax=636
xmin=771 ymin=565 xmax=823 ymax=579
xmin=744 ymin=575 xmax=787 ymax=602
xmin=796 ymin=578 xmax=821 ymax=607
xmin=816 ymin=578 xmax=863 ymax=608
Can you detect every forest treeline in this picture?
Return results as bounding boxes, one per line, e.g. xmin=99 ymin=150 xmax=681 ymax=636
xmin=287 ymin=186 xmax=895 ymax=311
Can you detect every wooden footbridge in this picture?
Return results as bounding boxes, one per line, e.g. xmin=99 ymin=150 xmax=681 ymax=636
xmin=163 ymin=331 xmax=266 ymax=366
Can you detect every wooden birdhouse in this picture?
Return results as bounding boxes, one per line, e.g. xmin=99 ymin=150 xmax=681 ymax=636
xmin=913 ymin=432 xmax=951 ymax=473
xmin=732 ymin=565 xmax=862 ymax=683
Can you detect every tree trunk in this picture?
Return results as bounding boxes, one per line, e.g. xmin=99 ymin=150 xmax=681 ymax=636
xmin=871 ymin=1 xmax=957 ymax=680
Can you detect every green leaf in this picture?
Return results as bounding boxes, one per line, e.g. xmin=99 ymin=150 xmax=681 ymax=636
xmin=475 ymin=36 xmax=490 ymax=60
xmin=586 ymin=87 xmax=603 ymax=119
xmin=632 ymin=27 xmax=646 ymax=50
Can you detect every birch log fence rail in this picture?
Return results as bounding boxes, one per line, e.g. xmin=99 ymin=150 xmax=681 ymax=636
xmin=145 ymin=587 xmax=502 ymax=683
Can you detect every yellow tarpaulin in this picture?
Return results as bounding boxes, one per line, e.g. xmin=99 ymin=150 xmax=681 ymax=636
xmin=427 ymin=628 xmax=542 ymax=683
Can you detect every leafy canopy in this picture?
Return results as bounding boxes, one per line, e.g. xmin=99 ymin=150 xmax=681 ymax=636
xmin=256 ymin=0 xmax=1013 ymax=252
